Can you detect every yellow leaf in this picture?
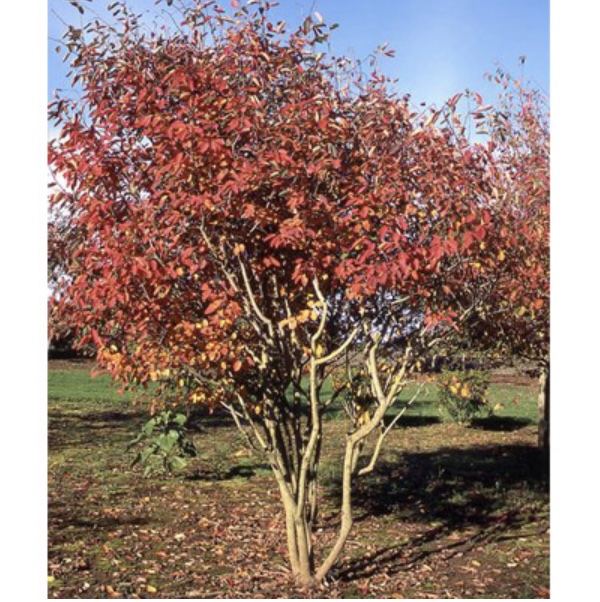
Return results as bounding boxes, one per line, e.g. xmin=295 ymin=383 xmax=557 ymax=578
xmin=498 ymin=249 xmax=506 ymax=261
xmin=156 ymin=285 xmax=169 ymax=299
xmin=297 ymin=309 xmax=312 ymax=323
xmin=146 ymin=585 xmax=157 ymax=594
xmin=315 ymin=344 xmax=324 ymax=358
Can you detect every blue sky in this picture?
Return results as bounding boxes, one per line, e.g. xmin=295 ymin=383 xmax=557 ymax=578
xmin=48 ymin=0 xmax=549 ymax=109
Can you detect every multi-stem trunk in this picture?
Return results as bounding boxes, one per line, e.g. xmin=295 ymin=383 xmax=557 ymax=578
xmin=267 ymin=407 xmax=321 ymax=586
xmin=315 ymin=437 xmax=356 ymax=583
xmin=272 ymin=464 xmax=319 ymax=585
xmin=275 ymin=436 xmax=356 ymax=587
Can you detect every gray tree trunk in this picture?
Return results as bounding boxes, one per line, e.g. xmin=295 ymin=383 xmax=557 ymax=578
xmin=537 ymin=364 xmax=550 ymax=451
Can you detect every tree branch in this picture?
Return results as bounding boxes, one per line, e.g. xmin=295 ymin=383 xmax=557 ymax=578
xmin=357 ymin=382 xmax=425 ymax=476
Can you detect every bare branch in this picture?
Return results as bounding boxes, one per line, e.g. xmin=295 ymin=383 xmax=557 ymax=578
xmin=315 ymin=326 xmax=360 ymax=366
xmin=220 ymin=401 xmax=262 ymax=452
xmin=238 ymin=256 xmax=275 ymax=339
xmin=234 ymin=391 xmax=269 ymax=451
xmin=311 ymin=277 xmax=328 ymax=345
xmin=357 ymin=382 xmax=425 ymax=476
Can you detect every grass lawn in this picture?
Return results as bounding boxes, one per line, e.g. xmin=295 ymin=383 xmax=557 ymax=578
xmin=48 ymin=360 xmax=549 ymax=599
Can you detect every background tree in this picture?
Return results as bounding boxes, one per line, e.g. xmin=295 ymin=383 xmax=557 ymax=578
xmin=48 ymin=204 xmax=79 ymax=353
xmin=49 ymin=0 xmax=519 ymax=585
xmin=462 ymin=68 xmax=550 ymax=448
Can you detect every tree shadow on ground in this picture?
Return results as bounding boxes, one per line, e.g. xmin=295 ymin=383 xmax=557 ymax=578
xmin=185 ymin=463 xmax=271 ymax=482
xmin=188 ymin=410 xmax=235 ymax=430
xmin=48 ymin=407 xmax=238 ymax=453
xmin=325 ymin=401 xmax=441 ymax=428
xmin=323 ymin=444 xmax=549 ymax=581
xmin=49 ymin=504 xmax=153 ymax=532
xmin=48 ymin=409 xmax=145 ymax=452
xmin=470 ymin=416 xmax=532 ymax=431
xmin=390 ymin=415 xmax=440 ymax=428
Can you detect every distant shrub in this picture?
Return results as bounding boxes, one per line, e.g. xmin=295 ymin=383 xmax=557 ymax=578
xmin=127 ymin=410 xmax=198 ymax=477
xmin=437 ymin=370 xmax=491 ymax=425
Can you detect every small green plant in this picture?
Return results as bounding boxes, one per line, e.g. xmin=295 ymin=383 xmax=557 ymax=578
xmin=437 ymin=370 xmax=491 ymax=425
xmin=128 ymin=409 xmax=198 ymax=476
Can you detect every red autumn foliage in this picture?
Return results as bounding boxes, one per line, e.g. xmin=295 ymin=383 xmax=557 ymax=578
xmin=473 ymin=68 xmax=549 ymax=365
xmin=48 ymin=0 xmax=548 ymax=583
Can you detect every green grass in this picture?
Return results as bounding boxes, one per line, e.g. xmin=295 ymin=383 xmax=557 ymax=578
xmin=397 ymin=381 xmax=536 ymax=420
xmin=48 ymin=365 xmax=538 ymax=424
xmin=486 ymin=383 xmax=537 ymax=421
xmin=324 ymin=380 xmax=537 ymax=425
xmin=48 ymin=368 xmax=137 ymax=402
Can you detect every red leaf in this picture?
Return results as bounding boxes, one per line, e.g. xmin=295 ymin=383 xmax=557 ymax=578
xmin=204 ymin=299 xmax=223 ymax=315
